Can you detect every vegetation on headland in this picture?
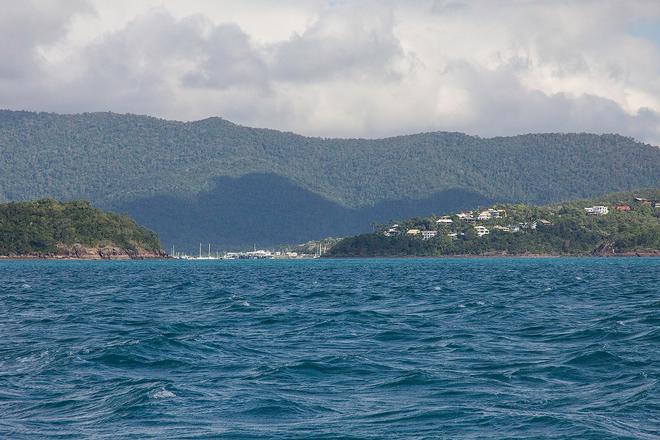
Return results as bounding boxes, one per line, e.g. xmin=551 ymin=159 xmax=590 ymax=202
xmin=327 ymin=190 xmax=660 ymax=257
xmin=0 ymin=199 xmax=164 ymax=258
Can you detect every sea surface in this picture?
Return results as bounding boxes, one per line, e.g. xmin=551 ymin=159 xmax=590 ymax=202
xmin=0 ymin=258 xmax=658 ymax=439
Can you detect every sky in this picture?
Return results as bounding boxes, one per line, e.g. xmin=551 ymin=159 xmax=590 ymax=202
xmin=1 ymin=0 xmax=660 ymax=144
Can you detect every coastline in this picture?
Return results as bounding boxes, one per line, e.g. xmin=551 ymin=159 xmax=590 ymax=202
xmin=2 ymin=250 xmax=657 ymax=261
xmin=0 ymin=246 xmax=168 ymax=260
xmin=0 ymin=255 xmax=170 ymax=261
xmin=324 ymin=251 xmax=660 ymax=259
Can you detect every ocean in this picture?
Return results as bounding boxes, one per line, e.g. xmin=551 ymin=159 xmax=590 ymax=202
xmin=0 ymin=258 xmax=658 ymax=439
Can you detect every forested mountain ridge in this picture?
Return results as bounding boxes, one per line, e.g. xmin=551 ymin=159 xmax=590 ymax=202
xmin=1 ymin=110 xmax=658 ymax=207
xmin=1 ymin=110 xmax=658 ymax=248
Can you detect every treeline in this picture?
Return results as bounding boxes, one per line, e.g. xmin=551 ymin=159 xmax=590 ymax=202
xmin=328 ymin=190 xmax=660 ymax=257
xmin=1 ymin=110 xmax=659 ymax=209
xmin=0 ymin=199 xmax=162 ymax=255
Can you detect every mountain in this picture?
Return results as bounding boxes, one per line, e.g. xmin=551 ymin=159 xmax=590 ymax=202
xmin=0 ymin=199 xmax=164 ymax=259
xmin=1 ymin=110 xmax=658 ymax=249
xmin=327 ymin=189 xmax=660 ymax=257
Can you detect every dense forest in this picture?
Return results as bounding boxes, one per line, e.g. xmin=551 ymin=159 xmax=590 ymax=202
xmin=1 ymin=110 xmax=658 ymax=248
xmin=1 ymin=110 xmax=659 ymax=206
xmin=0 ymin=199 xmax=162 ymax=257
xmin=328 ymin=190 xmax=660 ymax=257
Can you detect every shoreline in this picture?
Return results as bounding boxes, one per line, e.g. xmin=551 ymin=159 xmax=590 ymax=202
xmin=0 ymin=255 xmax=170 ymax=261
xmin=324 ymin=251 xmax=660 ymax=259
xmin=1 ymin=252 xmax=658 ymax=261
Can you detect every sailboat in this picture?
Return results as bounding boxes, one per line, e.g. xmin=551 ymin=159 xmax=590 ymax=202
xmin=194 ymin=243 xmax=220 ymax=260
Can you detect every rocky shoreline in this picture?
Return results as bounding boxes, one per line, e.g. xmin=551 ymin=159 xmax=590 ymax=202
xmin=0 ymin=244 xmax=168 ymax=260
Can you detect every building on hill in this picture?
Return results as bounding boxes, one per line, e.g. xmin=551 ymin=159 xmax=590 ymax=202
xmin=614 ymin=204 xmax=631 ymax=212
xmin=436 ymin=217 xmax=453 ymax=224
xmin=457 ymin=212 xmax=476 ymax=222
xmin=477 ymin=209 xmax=506 ymax=220
xmin=383 ymin=225 xmax=401 ymax=236
xmin=477 ymin=211 xmax=491 ymax=221
xmin=474 ymin=225 xmax=490 ymax=237
xmin=493 ymin=224 xmax=523 ymax=233
xmin=519 ymin=221 xmax=537 ymax=230
xmin=407 ymin=229 xmax=421 ymax=236
xmin=585 ymin=206 xmax=609 ymax=215
xmin=421 ymin=230 xmax=438 ymax=240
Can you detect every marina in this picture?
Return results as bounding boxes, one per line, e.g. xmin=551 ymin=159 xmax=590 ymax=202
xmin=170 ymin=243 xmax=323 ymax=260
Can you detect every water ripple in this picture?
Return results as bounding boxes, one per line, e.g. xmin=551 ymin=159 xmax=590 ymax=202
xmin=0 ymin=257 xmax=658 ymax=438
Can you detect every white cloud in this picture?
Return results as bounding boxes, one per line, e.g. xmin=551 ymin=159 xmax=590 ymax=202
xmin=1 ymin=0 xmax=659 ymax=144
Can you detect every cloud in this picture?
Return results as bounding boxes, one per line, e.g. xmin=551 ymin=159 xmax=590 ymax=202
xmin=182 ymin=21 xmax=267 ymax=89
xmin=0 ymin=0 xmax=659 ymax=145
xmin=269 ymin=5 xmax=404 ymax=82
xmin=0 ymin=0 xmax=91 ymax=79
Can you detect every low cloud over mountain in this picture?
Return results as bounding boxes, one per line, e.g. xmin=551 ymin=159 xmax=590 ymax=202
xmin=1 ymin=0 xmax=659 ymax=144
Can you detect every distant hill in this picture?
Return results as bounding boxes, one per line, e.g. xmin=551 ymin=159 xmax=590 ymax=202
xmin=328 ymin=189 xmax=660 ymax=257
xmin=0 ymin=110 xmax=658 ymax=249
xmin=0 ymin=199 xmax=164 ymax=259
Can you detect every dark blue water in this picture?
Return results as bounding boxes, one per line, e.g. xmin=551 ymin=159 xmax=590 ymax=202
xmin=1 ymin=258 xmax=658 ymax=439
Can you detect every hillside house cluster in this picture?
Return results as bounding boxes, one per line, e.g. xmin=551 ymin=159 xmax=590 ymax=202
xmin=384 ymin=206 xmax=557 ymax=241
xmin=477 ymin=209 xmax=506 ymax=220
xmin=582 ymin=197 xmax=660 ymax=215
xmin=383 ymin=195 xmax=657 ymax=243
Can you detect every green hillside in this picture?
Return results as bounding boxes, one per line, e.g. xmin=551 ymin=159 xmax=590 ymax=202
xmin=1 ymin=110 xmax=658 ymax=248
xmin=0 ymin=199 xmax=163 ymax=257
xmin=328 ymin=189 xmax=660 ymax=257
xmin=0 ymin=110 xmax=658 ymax=207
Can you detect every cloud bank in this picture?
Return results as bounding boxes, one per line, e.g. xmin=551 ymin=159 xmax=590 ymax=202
xmin=1 ymin=0 xmax=659 ymax=144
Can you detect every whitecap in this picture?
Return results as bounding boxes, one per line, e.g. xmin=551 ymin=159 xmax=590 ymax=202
xmin=242 ymin=301 xmax=251 ymax=306
xmin=153 ymin=389 xmax=176 ymax=399
xmin=21 ymin=284 xmax=31 ymax=289
xmin=433 ymin=286 xmax=442 ymax=291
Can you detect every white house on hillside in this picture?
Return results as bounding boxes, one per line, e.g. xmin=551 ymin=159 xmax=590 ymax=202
xmin=477 ymin=209 xmax=506 ymax=220
xmin=477 ymin=211 xmax=492 ymax=220
xmin=421 ymin=230 xmax=438 ymax=240
xmin=474 ymin=225 xmax=490 ymax=237
xmin=457 ymin=212 xmax=476 ymax=222
xmin=585 ymin=206 xmax=609 ymax=215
